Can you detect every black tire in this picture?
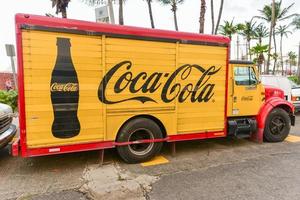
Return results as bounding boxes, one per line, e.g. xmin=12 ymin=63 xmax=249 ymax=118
xmin=116 ymin=118 xmax=163 ymax=164
xmin=264 ymin=108 xmax=291 ymax=142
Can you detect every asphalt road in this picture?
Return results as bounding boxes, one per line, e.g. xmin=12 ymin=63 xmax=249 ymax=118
xmin=1 ymin=114 xmax=300 ymax=200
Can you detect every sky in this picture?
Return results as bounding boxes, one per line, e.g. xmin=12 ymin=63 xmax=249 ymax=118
xmin=0 ymin=0 xmax=299 ymax=72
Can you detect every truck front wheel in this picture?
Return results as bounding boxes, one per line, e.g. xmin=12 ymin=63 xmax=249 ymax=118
xmin=116 ymin=118 xmax=163 ymax=164
xmin=264 ymin=108 xmax=291 ymax=142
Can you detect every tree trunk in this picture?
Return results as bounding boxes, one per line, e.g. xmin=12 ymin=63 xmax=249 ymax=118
xmin=147 ymin=0 xmax=155 ymax=28
xmin=298 ymin=42 xmax=300 ymax=83
xmin=61 ymin=8 xmax=67 ymax=18
xmin=119 ymin=0 xmax=124 ymax=25
xmin=211 ymin=0 xmax=215 ymax=34
xmin=280 ymin=35 xmax=284 ymax=75
xmin=247 ymin=39 xmax=252 ymax=60
xmin=272 ymin=29 xmax=277 ymax=74
xmin=259 ymin=37 xmax=262 ymax=45
xmin=266 ymin=0 xmax=275 ymax=74
xmin=199 ymin=0 xmax=206 ymax=33
xmin=172 ymin=3 xmax=179 ymax=31
xmin=214 ymin=0 xmax=224 ymax=35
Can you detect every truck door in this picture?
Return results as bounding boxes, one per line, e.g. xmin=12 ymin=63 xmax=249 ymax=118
xmin=231 ymin=65 xmax=264 ymax=116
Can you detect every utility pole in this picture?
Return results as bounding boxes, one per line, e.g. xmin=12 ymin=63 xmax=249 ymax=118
xmin=236 ymin=35 xmax=240 ymax=60
xmin=298 ymin=42 xmax=300 ymax=69
xmin=297 ymin=42 xmax=300 ymax=82
xmin=107 ymin=0 xmax=115 ymax=24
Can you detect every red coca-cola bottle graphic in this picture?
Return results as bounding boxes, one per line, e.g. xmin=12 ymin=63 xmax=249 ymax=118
xmin=50 ymin=37 xmax=80 ymax=138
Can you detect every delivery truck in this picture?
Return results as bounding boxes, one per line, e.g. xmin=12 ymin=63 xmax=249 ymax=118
xmin=11 ymin=14 xmax=295 ymax=163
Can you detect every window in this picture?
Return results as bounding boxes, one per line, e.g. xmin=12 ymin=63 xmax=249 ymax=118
xmin=234 ymin=67 xmax=258 ymax=86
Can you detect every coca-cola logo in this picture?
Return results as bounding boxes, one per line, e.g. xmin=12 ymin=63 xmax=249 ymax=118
xmin=98 ymin=61 xmax=221 ymax=104
xmin=50 ymin=83 xmax=79 ymax=92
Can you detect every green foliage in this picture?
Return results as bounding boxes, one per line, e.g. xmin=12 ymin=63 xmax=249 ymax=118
xmin=292 ymin=16 xmax=300 ymax=29
xmin=254 ymin=24 xmax=269 ymax=43
xmin=288 ymin=51 xmax=297 ymax=65
xmin=256 ymin=1 xmax=297 ymax=23
xmin=250 ymin=43 xmax=269 ymax=65
xmin=0 ymin=90 xmax=18 ymax=111
xmin=218 ymin=19 xmax=239 ymax=40
xmin=239 ymin=20 xmax=257 ymax=41
xmin=288 ymin=76 xmax=299 ymax=84
xmin=275 ymin=25 xmax=292 ymax=37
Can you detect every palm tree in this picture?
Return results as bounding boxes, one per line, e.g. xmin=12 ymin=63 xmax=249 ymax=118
xmin=199 ymin=0 xmax=206 ymax=33
xmin=214 ymin=0 xmax=224 ymax=35
xmin=51 ymin=0 xmax=70 ymax=18
xmin=239 ymin=20 xmax=257 ymax=60
xmin=218 ymin=19 xmax=238 ymax=40
xmin=254 ymin=24 xmax=269 ymax=45
xmin=288 ymin=51 xmax=297 ymax=75
xmin=256 ymin=0 xmax=297 ymax=74
xmin=250 ymin=43 xmax=269 ymax=74
xmin=144 ymin=0 xmax=155 ymax=28
xmin=159 ymin=0 xmax=185 ymax=31
xmin=276 ymin=25 xmax=292 ymax=75
xmin=292 ymin=16 xmax=300 ymax=29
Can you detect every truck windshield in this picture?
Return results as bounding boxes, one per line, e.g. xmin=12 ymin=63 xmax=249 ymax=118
xmin=234 ymin=66 xmax=258 ymax=86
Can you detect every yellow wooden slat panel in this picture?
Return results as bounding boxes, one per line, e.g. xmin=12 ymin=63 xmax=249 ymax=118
xmin=25 ymin=76 xmax=101 ymax=85
xmin=23 ymin=47 xmax=102 ymax=57
xmin=106 ymin=51 xmax=175 ymax=60
xmin=22 ymin=30 xmax=101 ymax=44
xmin=27 ymin=121 xmax=103 ymax=131
xmin=177 ymin=43 xmax=227 ymax=134
xmin=25 ymin=90 xmax=99 ymax=98
xmin=179 ymin=45 xmax=227 ymax=53
xmin=26 ymin=109 xmax=103 ymax=119
xmin=27 ymin=133 xmax=104 ymax=148
xmin=178 ymin=59 xmax=226 ymax=65
xmin=106 ymin=58 xmax=175 ymax=66
xmin=24 ymin=55 xmax=102 ymax=65
xmin=25 ymin=97 xmax=102 ymax=105
xmin=179 ymin=52 xmax=226 ymax=60
xmin=178 ymin=106 xmax=224 ymax=113
xmin=23 ymin=30 xmax=104 ymax=148
xmin=106 ymin=37 xmax=176 ymax=48
xmin=25 ymin=103 xmax=102 ymax=111
xmin=23 ymin=61 xmax=102 ymax=70
xmin=24 ymin=83 xmax=99 ymax=91
xmin=106 ymin=45 xmax=176 ymax=54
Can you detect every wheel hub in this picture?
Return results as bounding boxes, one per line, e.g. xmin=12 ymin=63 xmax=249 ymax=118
xmin=128 ymin=128 xmax=154 ymax=156
xmin=270 ymin=116 xmax=285 ymax=135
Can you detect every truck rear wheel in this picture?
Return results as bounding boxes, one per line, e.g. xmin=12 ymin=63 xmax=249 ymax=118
xmin=116 ymin=118 xmax=163 ymax=164
xmin=264 ymin=108 xmax=291 ymax=142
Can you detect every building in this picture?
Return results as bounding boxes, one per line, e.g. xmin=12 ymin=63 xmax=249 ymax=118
xmin=0 ymin=72 xmax=16 ymax=90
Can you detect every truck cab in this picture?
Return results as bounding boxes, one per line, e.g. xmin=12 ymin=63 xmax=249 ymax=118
xmin=227 ymin=60 xmax=295 ymax=141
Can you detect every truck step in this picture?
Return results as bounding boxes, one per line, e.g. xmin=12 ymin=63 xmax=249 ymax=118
xmin=235 ymin=133 xmax=251 ymax=139
xmin=228 ymin=118 xmax=257 ymax=139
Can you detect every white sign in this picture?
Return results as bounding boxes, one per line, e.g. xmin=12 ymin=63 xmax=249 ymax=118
xmin=95 ymin=6 xmax=109 ymax=23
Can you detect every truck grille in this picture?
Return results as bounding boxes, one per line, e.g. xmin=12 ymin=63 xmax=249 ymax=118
xmin=0 ymin=114 xmax=12 ymax=134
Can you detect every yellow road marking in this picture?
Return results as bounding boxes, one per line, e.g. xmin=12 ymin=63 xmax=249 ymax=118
xmin=285 ymin=135 xmax=300 ymax=143
xmin=141 ymin=156 xmax=169 ymax=167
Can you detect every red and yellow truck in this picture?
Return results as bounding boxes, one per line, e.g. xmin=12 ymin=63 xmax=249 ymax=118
xmin=12 ymin=14 xmax=295 ymax=163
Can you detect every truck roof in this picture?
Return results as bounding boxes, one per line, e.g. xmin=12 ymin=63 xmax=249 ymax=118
xmin=15 ymin=14 xmax=230 ymax=47
xmin=229 ymin=60 xmax=254 ymax=65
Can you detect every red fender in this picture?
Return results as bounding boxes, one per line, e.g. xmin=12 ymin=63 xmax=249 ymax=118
xmin=251 ymin=97 xmax=294 ymax=143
